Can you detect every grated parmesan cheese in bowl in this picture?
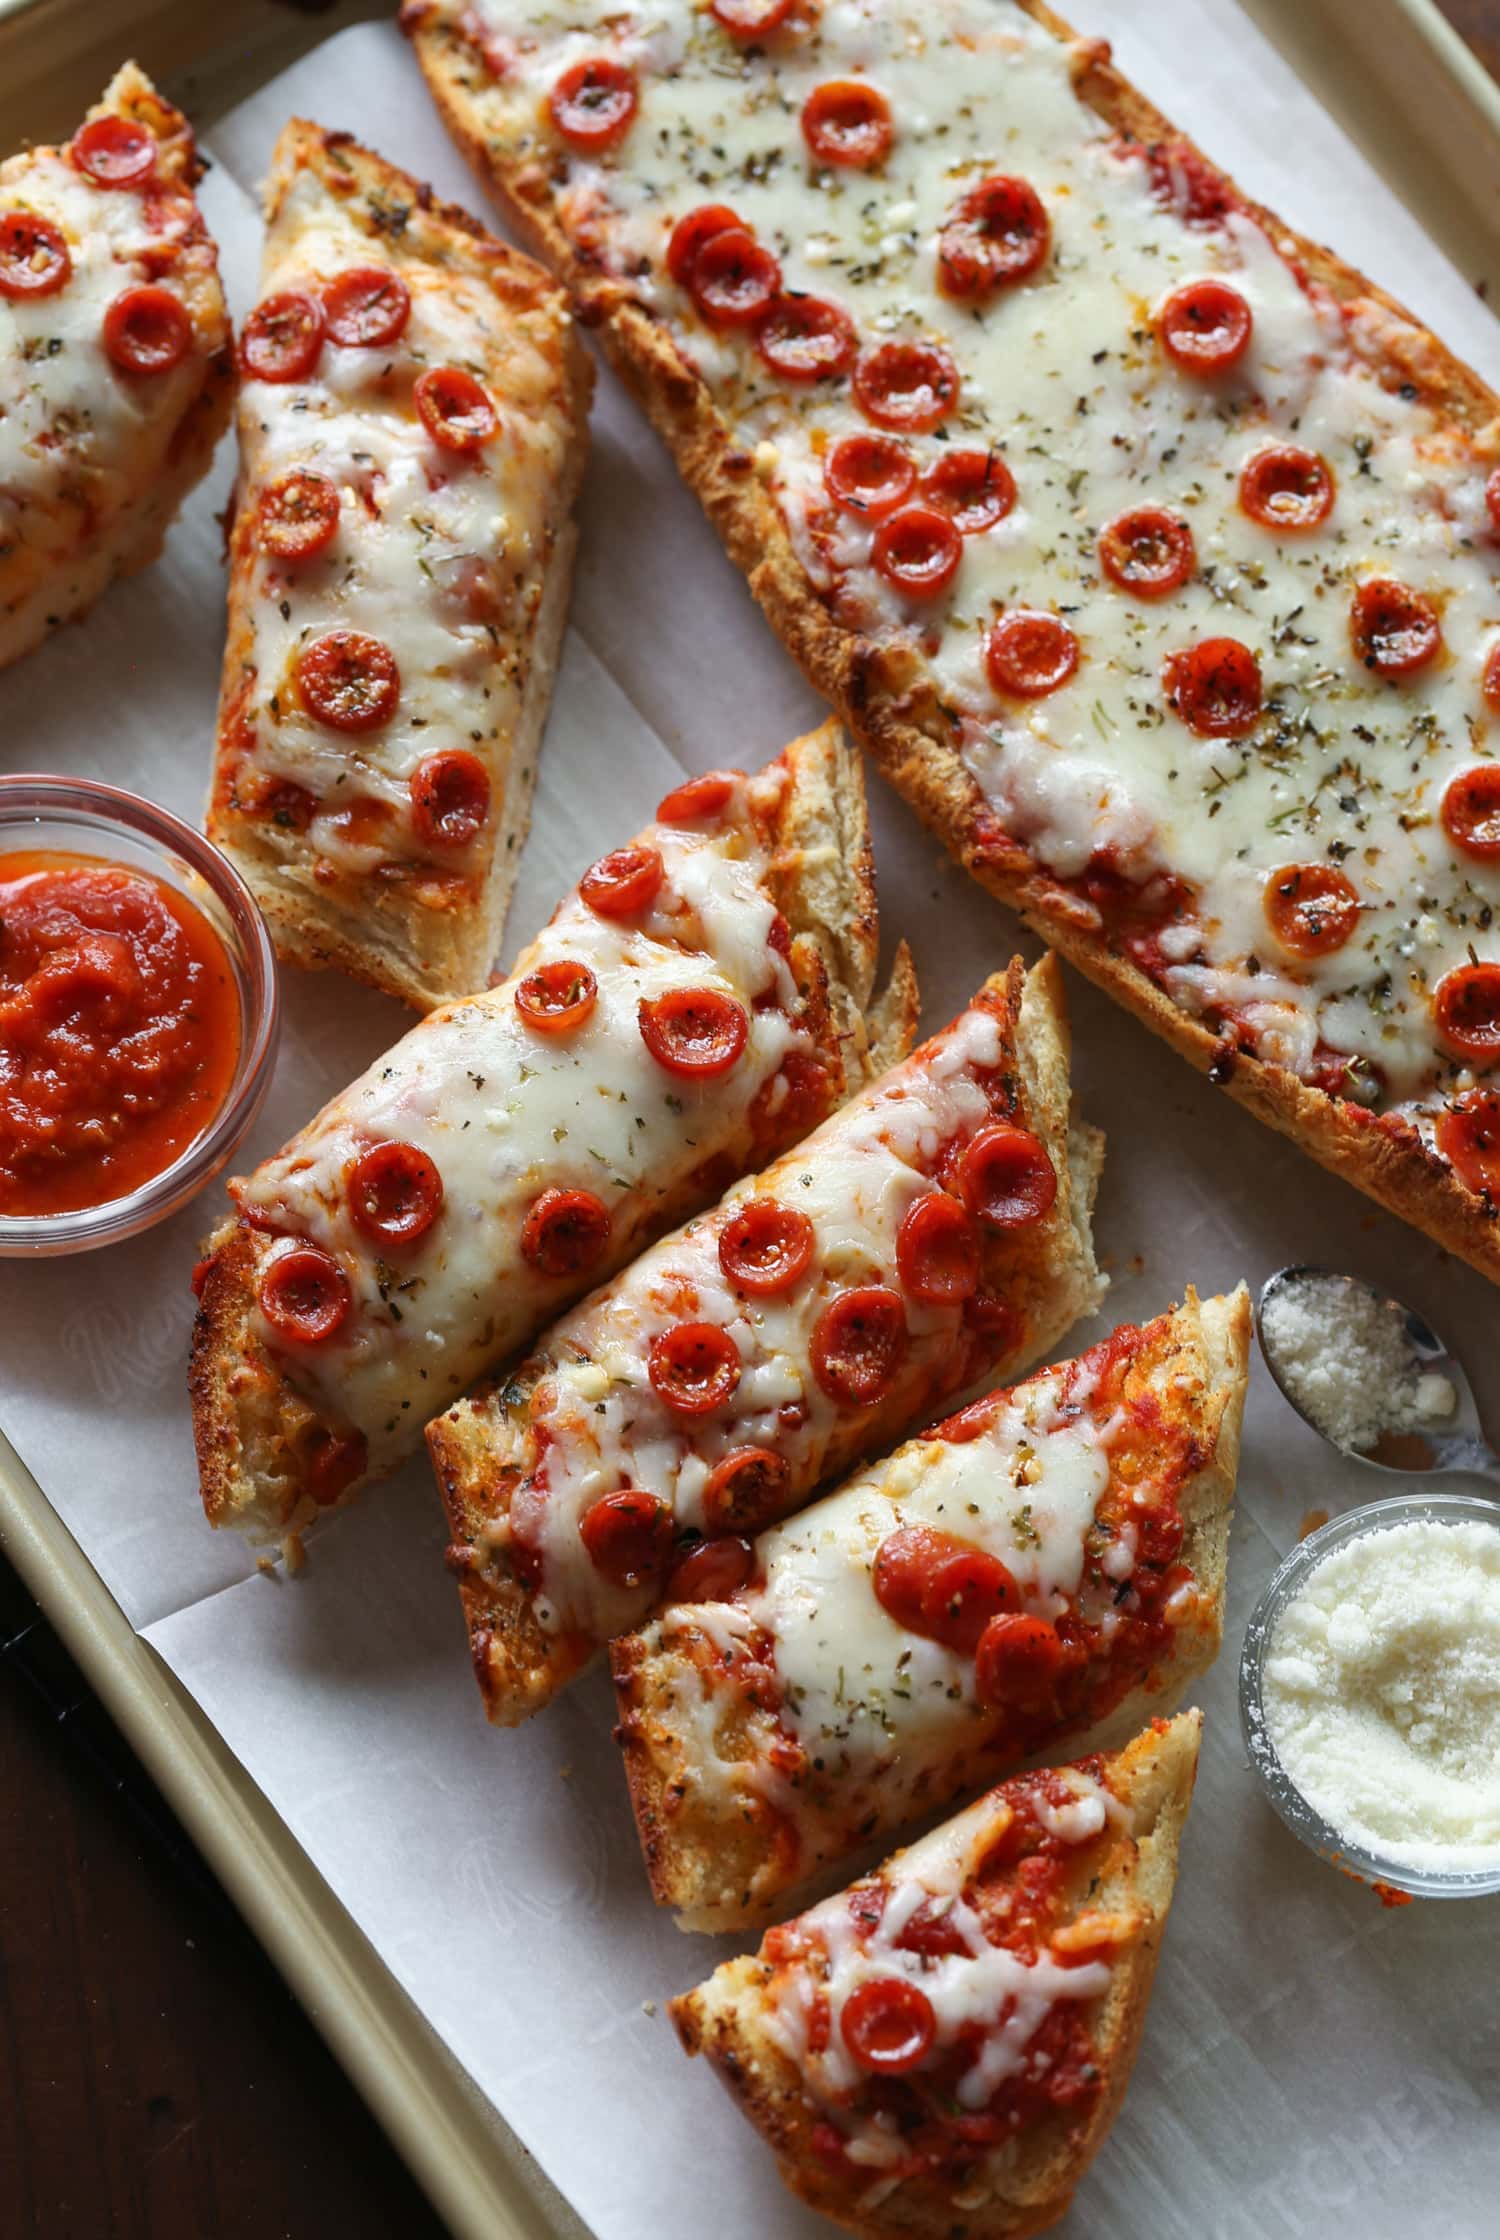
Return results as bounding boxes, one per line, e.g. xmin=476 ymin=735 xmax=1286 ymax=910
xmin=1258 ymin=1270 xmax=1457 ymax=1455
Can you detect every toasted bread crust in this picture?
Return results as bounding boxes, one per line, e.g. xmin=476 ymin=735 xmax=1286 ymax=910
xmin=406 ymin=1 xmax=1500 ymax=1286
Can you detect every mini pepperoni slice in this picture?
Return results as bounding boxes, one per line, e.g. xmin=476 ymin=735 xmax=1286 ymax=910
xmin=1264 ymin=864 xmax=1361 ymax=959
xmin=1436 ymin=1089 xmax=1500 ymax=1198
xmin=958 ymin=1124 xmax=1057 ymax=1229
xmin=840 ymin=1980 xmax=935 ymax=2075
xmin=410 ymin=749 xmax=491 ymax=847
xmin=702 ymin=1446 xmax=791 ymax=1534
xmin=984 ymin=610 xmax=1079 ymax=699
xmin=71 ymin=115 xmax=155 ymax=188
xmin=937 ymin=175 xmax=1050 ymax=297
xmin=853 ymin=341 xmax=959 ymax=434
xmin=657 ymin=770 xmax=739 ymax=823
xmin=323 ymin=264 xmax=410 ymax=347
xmin=666 ymin=1534 xmax=755 ymax=1603
xmin=549 ymin=57 xmax=638 ymax=150
xmin=872 ymin=1526 xmax=945 ymax=1633
xmin=1164 ymin=636 xmax=1262 ymax=736
xmin=666 ymin=203 xmax=742 ymax=288
xmin=240 ymin=291 xmax=324 ymax=382
xmin=689 ymin=227 xmax=781 ymax=326
xmin=896 ymin=1191 xmax=980 ymax=1304
xmin=919 ymin=449 xmax=1016 ymax=534
xmin=648 ymin=1322 xmax=741 ymax=1415
xmin=1441 ymin=765 xmax=1500 ymax=859
xmin=974 ymin=1612 xmax=1065 ymax=1711
xmin=870 ymin=504 xmax=963 ymax=599
xmin=414 ymin=365 xmax=498 ymax=452
xmin=347 ymin=1141 xmax=444 ymax=1246
xmin=1488 ymin=466 xmax=1500 ymax=539
xmin=103 ymin=286 xmax=191 ymax=374
xmin=718 ymin=1200 xmax=816 ymax=1295
xmin=520 ymin=1186 xmax=612 ymax=1277
xmin=710 ymin=0 xmax=796 ymax=32
xmin=755 ymin=293 xmax=857 ymax=381
xmin=514 ymin=958 xmax=598 ymax=1034
xmin=0 ymin=211 xmax=70 ymax=298
xmin=1238 ymin=445 xmax=1335 ymax=531
xmin=259 ymin=468 xmax=341 ymax=562
xmin=580 ymin=843 xmax=664 ymax=918
xmin=638 ymin=987 xmax=749 ymax=1077
xmin=259 ymin=1244 xmax=351 ymax=1344
xmin=1350 ymin=578 xmax=1442 ymax=678
xmin=297 ymin=630 xmax=400 ymax=733
xmin=1433 ymin=962 xmax=1500 ymax=1064
xmin=1158 ymin=278 xmax=1252 ymax=374
xmin=824 ymin=433 xmax=916 ymax=521
xmin=921 ymin=1548 xmax=1021 ymax=1656
xmin=579 ymin=1489 xmax=672 ymax=1588
xmin=801 ymin=80 xmax=893 ymax=169
xmin=812 ymin=1286 xmax=908 ymax=1406
xmin=1098 ymin=506 xmax=1196 ymax=598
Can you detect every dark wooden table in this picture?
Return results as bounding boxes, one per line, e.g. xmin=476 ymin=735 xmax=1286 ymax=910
xmin=4 ymin=6 xmax=1497 ymax=2235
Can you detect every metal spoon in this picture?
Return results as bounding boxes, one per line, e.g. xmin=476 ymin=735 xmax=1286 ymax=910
xmin=1255 ymin=1265 xmax=1500 ymax=1484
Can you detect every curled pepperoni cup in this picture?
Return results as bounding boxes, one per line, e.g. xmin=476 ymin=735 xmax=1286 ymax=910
xmin=871 ymin=505 xmax=963 ymax=599
xmin=919 ymin=449 xmax=1016 ymax=535
xmin=854 ymin=341 xmax=959 ymax=435
xmin=958 ymin=1123 xmax=1057 ymax=1230
xmin=579 ymin=1489 xmax=673 ymax=1589
xmin=258 ymin=1244 xmax=351 ymax=1345
xmin=514 ymin=958 xmax=598 ymax=1034
xmin=974 ymin=1611 xmax=1065 ymax=1711
xmin=1442 ymin=765 xmax=1500 ymax=859
xmin=520 ymin=1186 xmax=611 ymax=1277
xmin=1350 ymin=578 xmax=1442 ymax=678
xmin=656 ymin=770 xmax=739 ymax=823
xmin=1436 ymin=1089 xmax=1500 ymax=1198
xmin=648 ymin=1321 xmax=742 ymax=1415
xmin=710 ymin=0 xmax=796 ymax=32
xmin=702 ymin=1445 xmax=791 ymax=1534
xmin=297 ymin=630 xmax=400 ymax=734
xmin=937 ymin=174 xmax=1050 ymax=298
xmin=824 ymin=433 xmax=916 ymax=521
xmin=347 ymin=1140 xmax=444 ymax=1247
xmin=666 ymin=204 xmax=742 ymax=288
xmin=0 ymin=211 xmax=70 ymax=298
xmin=812 ymin=1285 xmax=909 ymax=1406
xmin=580 ymin=842 xmax=664 ymax=918
xmin=751 ymin=1050 xmax=833 ymax=1146
xmin=922 ymin=1547 xmax=1022 ymax=1655
xmin=840 ymin=1980 xmax=936 ymax=2076
xmin=549 ymin=57 xmax=638 ymax=151
xmin=72 ymin=115 xmax=155 ymax=188
xmin=323 ymin=265 xmax=411 ymax=348
xmin=638 ymin=986 xmax=749 ymax=1077
xmin=718 ymin=1200 xmax=816 ymax=1294
xmin=689 ymin=228 xmax=781 ymax=326
xmin=1238 ymin=444 xmax=1335 ymax=531
xmin=896 ymin=1190 xmax=980 ymax=1304
xmin=801 ymin=80 xmax=893 ymax=169
xmin=1098 ymin=507 xmax=1196 ymax=599
xmin=258 ymin=469 xmax=341 ymax=562
xmin=1163 ymin=636 xmax=1262 ymax=737
xmin=1158 ymin=278 xmax=1252 ymax=374
xmin=755 ymin=293 xmax=857 ymax=381
xmin=410 ymin=749 xmax=491 ymax=847
xmin=1433 ymin=962 xmax=1500 ymax=1064
xmin=103 ymin=287 xmax=192 ymax=375
xmin=871 ymin=1525 xmax=941 ymax=1633
xmin=667 ymin=1533 xmax=755 ymax=1604
xmin=1263 ymin=864 xmax=1361 ymax=959
xmin=414 ymin=366 xmax=499 ymax=452
xmin=303 ymin=1427 xmax=368 ymax=1509
xmin=240 ymin=291 xmax=325 ymax=383
xmin=984 ymin=609 xmax=1079 ymax=700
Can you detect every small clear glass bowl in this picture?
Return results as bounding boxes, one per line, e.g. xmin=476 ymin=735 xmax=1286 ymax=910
xmin=1240 ymin=1492 xmax=1500 ymax=1900
xmin=0 ymin=775 xmax=279 ymax=1256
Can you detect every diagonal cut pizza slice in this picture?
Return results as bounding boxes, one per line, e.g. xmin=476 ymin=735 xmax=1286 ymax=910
xmin=191 ymin=721 xmax=912 ymax=1539
xmin=672 ymin=1712 xmax=1202 ymax=2240
xmin=429 ymin=953 xmax=1105 ymax=1725
xmin=207 ymin=119 xmax=590 ymax=1009
xmin=615 ymin=1288 xmax=1246 ymax=1930
xmin=0 ymin=63 xmax=232 ymax=668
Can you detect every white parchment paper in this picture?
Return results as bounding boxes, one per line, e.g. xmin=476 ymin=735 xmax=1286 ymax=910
xmin=4 ymin=9 xmax=1500 ymax=2235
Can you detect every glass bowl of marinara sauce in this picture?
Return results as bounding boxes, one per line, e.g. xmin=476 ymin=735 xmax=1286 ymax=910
xmin=0 ymin=775 xmax=279 ymax=1255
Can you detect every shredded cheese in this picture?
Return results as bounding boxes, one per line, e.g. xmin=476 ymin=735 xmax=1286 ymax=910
xmin=1260 ymin=1272 xmax=1456 ymax=1454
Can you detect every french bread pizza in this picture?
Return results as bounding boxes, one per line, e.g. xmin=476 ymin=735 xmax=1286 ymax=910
xmin=615 ymin=1288 xmax=1246 ymax=1929
xmin=0 ymin=64 xmax=232 ymax=669
xmin=406 ymin=0 xmax=1500 ymax=1284
xmin=671 ymin=1711 xmax=1201 ymax=2239
xmin=207 ymin=120 xmax=590 ymax=1009
xmin=429 ymin=953 xmax=1104 ymax=1725
xmin=191 ymin=723 xmax=911 ymax=1538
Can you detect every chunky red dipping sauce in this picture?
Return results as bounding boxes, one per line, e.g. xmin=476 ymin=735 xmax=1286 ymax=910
xmin=0 ymin=851 xmax=241 ymax=1218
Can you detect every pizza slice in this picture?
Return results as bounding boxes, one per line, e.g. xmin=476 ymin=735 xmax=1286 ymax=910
xmin=615 ymin=1288 xmax=1246 ymax=1929
xmin=406 ymin=0 xmax=1500 ymax=1288
xmin=672 ymin=1712 xmax=1201 ymax=2240
xmin=207 ymin=120 xmax=590 ymax=1010
xmin=429 ymin=953 xmax=1105 ymax=1725
xmin=191 ymin=722 xmax=911 ymax=1538
xmin=0 ymin=63 xmax=232 ymax=668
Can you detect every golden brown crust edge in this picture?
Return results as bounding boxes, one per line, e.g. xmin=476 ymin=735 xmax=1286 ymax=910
xmin=406 ymin=6 xmax=1500 ymax=1288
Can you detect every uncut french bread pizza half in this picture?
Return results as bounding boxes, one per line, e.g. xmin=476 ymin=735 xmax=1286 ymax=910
xmin=429 ymin=952 xmax=1105 ymax=1725
xmin=207 ymin=120 xmax=590 ymax=1010
xmin=191 ymin=722 xmax=914 ymax=1538
xmin=672 ymin=1711 xmax=1201 ymax=2240
xmin=614 ymin=1287 xmax=1246 ymax=1930
xmin=406 ymin=0 xmax=1500 ymax=1285
xmin=0 ymin=63 xmax=232 ymax=669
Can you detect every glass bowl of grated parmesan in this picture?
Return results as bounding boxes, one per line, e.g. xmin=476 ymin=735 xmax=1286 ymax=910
xmin=1240 ymin=1494 xmax=1500 ymax=1900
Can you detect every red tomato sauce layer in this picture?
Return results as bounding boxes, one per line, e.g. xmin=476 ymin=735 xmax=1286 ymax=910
xmin=0 ymin=851 xmax=241 ymax=1217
